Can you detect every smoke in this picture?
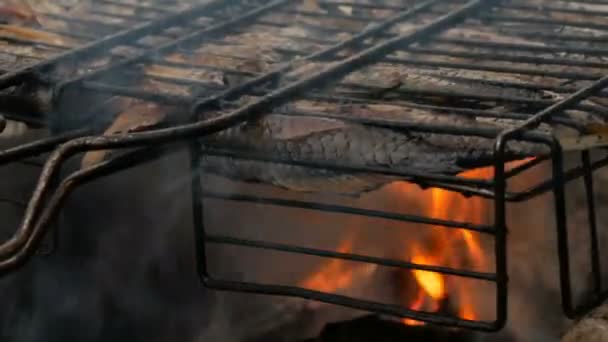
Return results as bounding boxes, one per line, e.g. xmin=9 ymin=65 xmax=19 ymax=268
xmin=0 ymin=145 xmax=600 ymax=342
xmin=0 ymin=150 xmax=216 ymax=342
xmin=0 ymin=145 xmax=363 ymax=342
xmin=1 ymin=0 xmax=607 ymax=341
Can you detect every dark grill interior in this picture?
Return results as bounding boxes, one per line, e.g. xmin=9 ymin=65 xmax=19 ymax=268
xmin=1 ymin=0 xmax=608 ymax=335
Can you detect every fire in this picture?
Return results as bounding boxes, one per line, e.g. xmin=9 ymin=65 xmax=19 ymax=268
xmin=411 ymin=253 xmax=446 ymax=300
xmin=402 ymin=159 xmax=532 ymax=325
xmin=402 ymin=291 xmax=429 ymax=326
xmin=399 ymin=165 xmax=492 ymax=325
xmin=300 ymin=234 xmax=377 ymax=294
xmin=299 ymin=159 xmax=533 ymax=325
xmin=300 ymin=236 xmax=357 ymax=293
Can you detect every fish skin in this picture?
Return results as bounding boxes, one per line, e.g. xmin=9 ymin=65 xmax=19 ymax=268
xmin=199 ymin=113 xmax=544 ymax=196
xmin=196 ymin=60 xmax=596 ymax=196
xmin=343 ymin=65 xmax=551 ymax=109
xmin=401 ymin=71 xmax=545 ymax=102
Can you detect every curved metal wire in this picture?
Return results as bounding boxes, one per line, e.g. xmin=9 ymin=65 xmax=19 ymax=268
xmin=1 ymin=0 xmax=608 ymax=330
xmin=0 ymin=0 xmax=491 ymax=274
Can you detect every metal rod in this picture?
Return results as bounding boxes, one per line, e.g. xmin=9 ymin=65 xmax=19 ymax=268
xmin=191 ymin=141 xmax=208 ymax=279
xmin=384 ymin=56 xmax=602 ymax=81
xmin=437 ymin=38 xmax=608 ymax=57
xmin=482 ymin=13 xmax=608 ymax=32
xmin=301 ymin=93 xmax=583 ymax=130
xmin=492 ymin=135 xmax=508 ymax=331
xmin=205 ymin=234 xmax=497 ymax=281
xmin=509 ymin=152 xmax=608 ymax=202
xmin=498 ymin=30 xmax=608 ymax=44
xmin=0 ymin=0 xmax=493 ymax=269
xmin=202 ymin=147 xmax=494 ymax=187
xmin=0 ymin=144 xmax=179 ymax=273
xmin=203 ymin=190 xmax=495 ymax=234
xmin=280 ymin=8 xmax=382 ymax=22
xmin=53 ymin=0 xmax=292 ymax=97
xmin=2 ymin=0 xmax=608 ymax=329
xmin=500 ymin=75 xmax=608 ymax=138
xmin=203 ymin=278 xmax=500 ymax=331
xmin=406 ymin=46 xmax=608 ymax=70
xmin=0 ymin=129 xmax=89 ymax=165
xmin=582 ymin=150 xmax=602 ymax=293
xmin=550 ymin=140 xmax=575 ymax=317
xmin=95 ymin=0 xmax=175 ymax=14
xmin=503 ymin=3 xmax=608 ymax=17
xmin=319 ymin=1 xmax=405 ymax=11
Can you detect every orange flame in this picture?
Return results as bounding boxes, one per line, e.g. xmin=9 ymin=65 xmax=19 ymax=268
xmin=300 ymin=237 xmax=356 ymax=293
xmin=402 ymin=159 xmax=533 ymax=324
xmin=400 ymin=166 xmax=491 ymax=324
xmin=401 ymin=290 xmax=427 ymax=326
xmin=300 ymin=235 xmax=378 ymax=295
xmin=411 ymin=253 xmax=446 ymax=300
xmin=300 ymin=159 xmax=534 ymax=325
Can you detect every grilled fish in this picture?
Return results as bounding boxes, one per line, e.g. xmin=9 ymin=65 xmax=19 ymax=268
xmin=197 ymin=101 xmax=559 ymax=196
xmin=76 ymin=56 xmax=601 ymax=197
xmin=5 ymin=0 xmax=603 ymax=196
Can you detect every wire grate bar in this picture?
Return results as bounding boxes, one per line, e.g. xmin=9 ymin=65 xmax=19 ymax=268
xmin=205 ymin=233 xmax=497 ymax=280
xmin=202 ymin=147 xmax=496 ymax=187
xmin=204 ymin=278 xmax=498 ymax=330
xmin=436 ymin=37 xmax=608 ymax=56
xmin=1 ymin=0 xmax=608 ymax=333
xmin=94 ymin=0 xmax=176 ymax=14
xmin=187 ymin=0 xmax=510 ymax=331
xmin=500 ymin=76 xmax=608 ymax=138
xmin=0 ymin=0 xmax=459 ymax=274
xmin=503 ymin=3 xmax=608 ymax=17
xmin=481 ymin=14 xmax=608 ymax=32
xmin=406 ymin=46 xmax=608 ymax=70
xmin=318 ymin=1 xmax=406 ymax=11
xmin=501 ymin=31 xmax=608 ymax=43
xmin=508 ymin=154 xmax=608 ymax=203
xmin=53 ymin=0 xmax=292 ymax=91
xmin=0 ymin=129 xmax=89 ymax=165
xmin=202 ymin=190 xmax=495 ymax=234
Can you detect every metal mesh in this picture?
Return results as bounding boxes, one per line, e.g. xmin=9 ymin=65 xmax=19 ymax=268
xmin=0 ymin=0 xmax=608 ymax=332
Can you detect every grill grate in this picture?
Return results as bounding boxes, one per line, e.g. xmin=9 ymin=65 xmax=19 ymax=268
xmin=1 ymin=0 xmax=608 ymax=332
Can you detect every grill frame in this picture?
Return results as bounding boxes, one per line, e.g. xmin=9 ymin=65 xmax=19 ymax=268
xmin=0 ymin=0 xmax=607 ymax=333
